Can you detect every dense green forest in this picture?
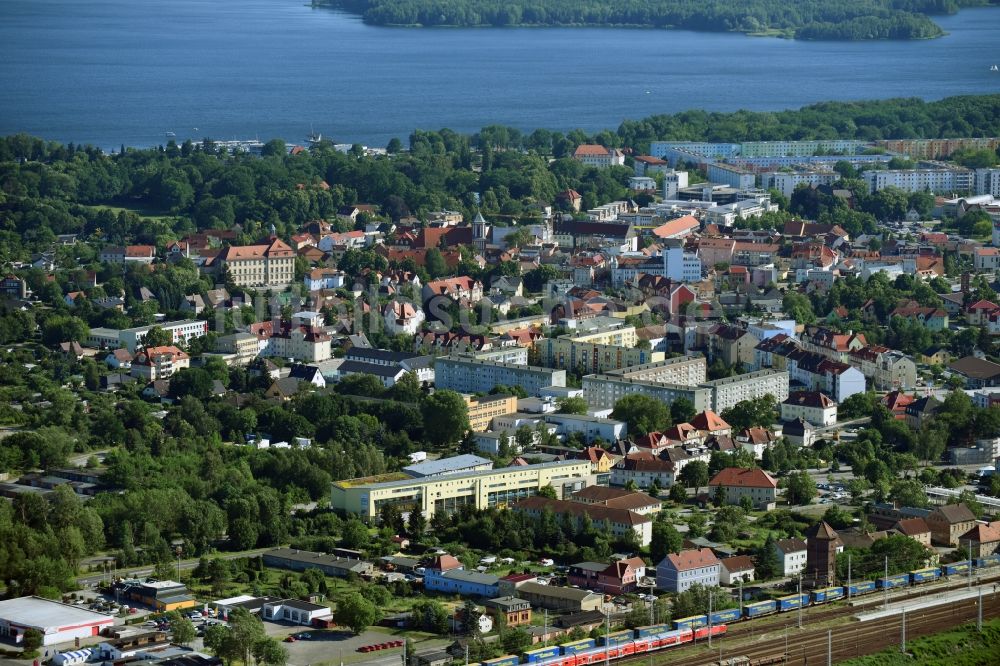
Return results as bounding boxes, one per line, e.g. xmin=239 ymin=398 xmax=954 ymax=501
xmin=323 ymin=0 xmax=999 ymax=40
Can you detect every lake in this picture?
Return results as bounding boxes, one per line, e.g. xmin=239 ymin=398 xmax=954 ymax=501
xmin=1 ymin=0 xmax=999 ymax=149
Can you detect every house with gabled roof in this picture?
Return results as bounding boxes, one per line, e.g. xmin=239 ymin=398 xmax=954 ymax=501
xmin=655 ymin=548 xmax=720 ymax=592
xmin=958 ymin=522 xmax=1000 ymax=557
xmin=708 ymin=467 xmax=777 ymax=510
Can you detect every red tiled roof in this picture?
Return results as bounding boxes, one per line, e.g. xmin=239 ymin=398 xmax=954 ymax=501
xmin=708 ymin=467 xmax=777 ymax=490
xmin=663 ymin=548 xmax=720 ymax=572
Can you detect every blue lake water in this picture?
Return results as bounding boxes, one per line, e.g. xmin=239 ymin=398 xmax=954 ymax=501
xmin=1 ymin=0 xmax=998 ymax=149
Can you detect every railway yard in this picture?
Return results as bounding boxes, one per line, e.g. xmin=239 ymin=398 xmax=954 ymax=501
xmin=624 ymin=571 xmax=1000 ymax=665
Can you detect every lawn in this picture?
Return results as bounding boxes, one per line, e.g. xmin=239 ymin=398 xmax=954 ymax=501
xmin=84 ymin=203 xmax=174 ymax=220
xmin=840 ymin=618 xmax=1000 ymax=665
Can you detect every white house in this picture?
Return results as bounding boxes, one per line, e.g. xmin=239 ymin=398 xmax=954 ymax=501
xmin=261 ymin=599 xmax=331 ymax=626
xmin=780 ymin=391 xmax=838 ymax=427
xmin=774 ymin=538 xmax=808 ymax=576
xmin=383 ymin=300 xmax=425 ymax=335
xmin=304 ymin=268 xmax=346 ymax=292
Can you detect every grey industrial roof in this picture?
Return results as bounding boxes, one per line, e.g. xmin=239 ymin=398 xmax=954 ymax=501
xmin=0 ymin=596 xmax=112 ymax=629
xmin=403 ymin=454 xmax=492 ymax=478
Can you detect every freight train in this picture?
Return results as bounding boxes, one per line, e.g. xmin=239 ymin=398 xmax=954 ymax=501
xmin=470 ymin=555 xmax=1000 ymax=666
xmin=668 ymin=555 xmax=1000 ymax=629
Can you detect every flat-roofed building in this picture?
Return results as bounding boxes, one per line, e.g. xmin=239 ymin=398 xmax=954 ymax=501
xmin=534 ymin=337 xmax=664 ymax=374
xmin=262 ymin=547 xmax=373 ymax=578
xmin=703 ymin=369 xmax=789 ymax=412
xmin=402 ymin=454 xmax=493 ymax=478
xmin=434 ymin=355 xmax=566 ymax=397
xmin=0 ymin=597 xmax=115 ymax=646
xmin=119 ymin=319 xmax=209 ymax=353
xmin=465 ymin=394 xmax=519 ymax=432
xmin=330 ymin=461 xmax=593 ymax=519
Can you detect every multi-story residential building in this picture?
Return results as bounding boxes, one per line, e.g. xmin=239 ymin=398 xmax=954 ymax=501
xmin=976 ymin=168 xmax=1000 ymax=197
xmin=974 ymin=247 xmax=1000 ymax=271
xmin=534 ymin=338 xmax=663 ymax=374
xmin=661 ymin=239 xmax=703 ymax=281
xmin=707 ymin=163 xmax=755 ymax=190
xmin=702 ymin=370 xmax=789 ymax=413
xmin=483 ymin=597 xmax=532 ymax=627
xmin=252 ymin=320 xmax=331 ymax=363
xmin=781 ymin=391 xmax=837 ymax=426
xmin=876 ymin=137 xmax=1000 ymax=161
xmin=422 ymin=276 xmax=484 ymax=304
xmin=800 ymin=326 xmax=868 ymax=363
xmin=435 ymin=355 xmax=566 ymax=396
xmin=570 ymin=486 xmax=661 ymax=516
xmin=757 ymin=335 xmax=866 ymax=403
xmin=610 ymin=454 xmax=675 ymax=490
xmin=583 ymin=374 xmax=711 ymax=412
xmin=214 ymin=332 xmax=260 ymax=365
xmin=119 ymin=319 xmax=209 ymax=353
xmin=465 ymin=394 xmax=519 ymax=432
xmin=0 ymin=275 xmax=28 ymax=299
xmin=214 ymin=238 xmax=295 ymax=288
xmin=706 ymin=324 xmax=759 ymax=368
xmin=863 ymin=168 xmax=974 ymax=194
xmin=513 ymin=497 xmax=652 ymax=547
xmin=761 ymin=171 xmax=839 ymax=198
xmin=847 ymin=346 xmax=917 ymax=391
xmin=540 ymin=414 xmax=626 ymax=443
xmin=633 ymin=155 xmax=671 ymax=176
xmin=565 ymin=324 xmax=638 ymax=348
xmin=662 ymin=170 xmax=690 ymax=198
xmin=925 ymin=504 xmax=977 ymax=547
xmin=100 ymin=245 xmax=156 ymax=265
xmin=774 ymin=538 xmax=808 ymax=576
xmin=707 ymin=467 xmax=778 ymax=510
xmin=573 ymin=144 xmax=625 ymax=168
xmin=656 ymin=548 xmax=720 ymax=593
xmin=130 ymin=346 xmax=190 ymax=381
xmin=330 ymin=460 xmax=593 ymax=519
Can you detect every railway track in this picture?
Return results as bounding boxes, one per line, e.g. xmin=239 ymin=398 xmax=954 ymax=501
xmin=718 ymin=568 xmax=1000 ymax=642
xmin=613 ymin=587 xmax=1000 ymax=665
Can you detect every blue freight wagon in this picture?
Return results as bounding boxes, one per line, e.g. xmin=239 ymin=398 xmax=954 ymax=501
xmin=976 ymin=554 xmax=1000 ymax=568
xmin=483 ymin=657 xmax=519 ymax=666
xmin=910 ymin=567 xmax=941 ymax=584
xmin=523 ymin=647 xmax=560 ymax=663
xmin=560 ymin=639 xmax=596 ymax=655
xmin=743 ymin=600 xmax=778 ymax=618
xmin=635 ymin=624 xmax=671 ymax=638
xmin=847 ymin=581 xmax=876 ymax=596
xmin=777 ymin=594 xmax=809 ymax=611
xmin=708 ymin=608 xmax=742 ymax=624
xmin=811 ymin=587 xmax=845 ymax=604
xmin=877 ymin=573 xmax=909 ymax=589
xmin=672 ymin=615 xmax=708 ymax=630
xmin=602 ymin=630 xmax=634 ymax=647
xmin=943 ymin=561 xmax=972 ymax=576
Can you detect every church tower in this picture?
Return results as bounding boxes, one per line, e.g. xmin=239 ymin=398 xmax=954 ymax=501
xmin=472 ymin=211 xmax=489 ymax=252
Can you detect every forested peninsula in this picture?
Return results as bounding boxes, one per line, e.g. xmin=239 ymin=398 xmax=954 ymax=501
xmin=319 ymin=0 xmax=999 ymax=40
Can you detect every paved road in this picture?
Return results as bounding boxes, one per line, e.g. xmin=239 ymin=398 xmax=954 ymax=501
xmin=77 ymin=547 xmax=273 ymax=586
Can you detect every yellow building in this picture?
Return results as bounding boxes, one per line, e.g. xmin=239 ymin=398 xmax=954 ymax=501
xmin=216 ymin=238 xmax=295 ymax=288
xmin=330 ymin=461 xmax=593 ymax=519
xmin=566 ymin=325 xmax=637 ymax=347
xmin=465 ymin=394 xmax=519 ymax=432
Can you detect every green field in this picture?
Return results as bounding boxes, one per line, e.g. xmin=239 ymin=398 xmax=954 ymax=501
xmin=841 ymin=619 xmax=1000 ymax=665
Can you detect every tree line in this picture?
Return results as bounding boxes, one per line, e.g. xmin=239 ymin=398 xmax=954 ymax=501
xmin=325 ymin=0 xmax=988 ymax=40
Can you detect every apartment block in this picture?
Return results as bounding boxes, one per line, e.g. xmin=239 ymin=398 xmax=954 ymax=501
xmin=534 ymin=338 xmax=663 ymax=374
xmin=434 ymin=355 xmax=566 ymax=396
xmin=702 ymin=369 xmax=789 ymax=412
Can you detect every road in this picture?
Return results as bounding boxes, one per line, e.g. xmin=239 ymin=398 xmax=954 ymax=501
xmin=77 ymin=547 xmax=273 ymax=586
